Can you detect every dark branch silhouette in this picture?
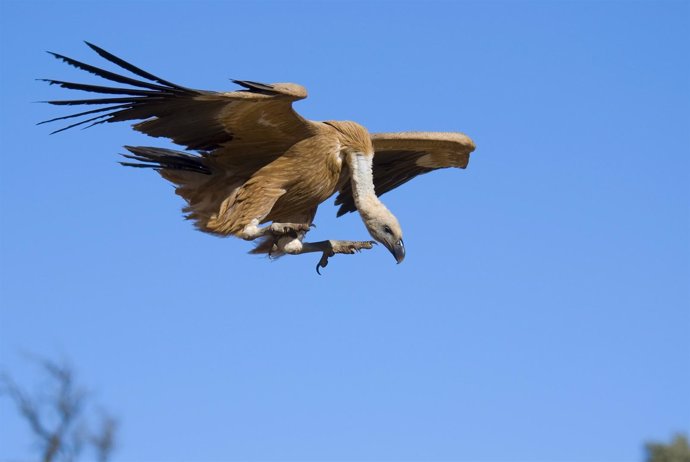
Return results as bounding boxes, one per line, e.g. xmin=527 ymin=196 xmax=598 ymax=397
xmin=0 ymin=357 xmax=117 ymax=462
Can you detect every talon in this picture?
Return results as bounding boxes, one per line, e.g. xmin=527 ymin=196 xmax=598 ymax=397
xmin=316 ymin=253 xmax=330 ymax=275
xmin=307 ymin=240 xmax=375 ymax=274
xmin=269 ymin=222 xmax=311 ymax=236
xmin=268 ymin=243 xmax=279 ymax=258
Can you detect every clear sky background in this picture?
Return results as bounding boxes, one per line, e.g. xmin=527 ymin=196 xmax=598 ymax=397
xmin=0 ymin=1 xmax=688 ymax=461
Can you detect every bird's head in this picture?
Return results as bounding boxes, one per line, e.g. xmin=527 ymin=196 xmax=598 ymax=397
xmin=361 ymin=202 xmax=405 ymax=264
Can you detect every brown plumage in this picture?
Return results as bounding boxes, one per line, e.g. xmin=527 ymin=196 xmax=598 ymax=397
xmin=41 ymin=42 xmax=476 ymax=272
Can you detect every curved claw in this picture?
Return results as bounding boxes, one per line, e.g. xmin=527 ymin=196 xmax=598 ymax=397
xmin=312 ymin=241 xmax=374 ymax=274
xmin=316 ymin=255 xmax=327 ymax=275
xmin=315 ymin=251 xmax=333 ymax=275
xmin=267 ymin=242 xmax=279 ymax=259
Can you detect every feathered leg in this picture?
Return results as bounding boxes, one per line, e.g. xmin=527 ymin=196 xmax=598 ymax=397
xmin=240 ymin=220 xmax=312 ymax=240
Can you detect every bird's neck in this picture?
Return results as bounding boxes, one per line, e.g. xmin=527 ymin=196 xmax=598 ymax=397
xmin=347 ymin=152 xmax=386 ymax=220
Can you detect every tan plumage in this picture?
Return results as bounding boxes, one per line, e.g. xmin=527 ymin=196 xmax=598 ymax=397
xmin=41 ymin=43 xmax=476 ymax=271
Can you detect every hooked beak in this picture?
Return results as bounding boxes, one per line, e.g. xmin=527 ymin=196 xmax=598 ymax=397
xmin=387 ymin=239 xmax=405 ymax=264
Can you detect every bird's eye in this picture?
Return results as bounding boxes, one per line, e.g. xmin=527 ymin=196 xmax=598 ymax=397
xmin=383 ymin=225 xmax=393 ymax=235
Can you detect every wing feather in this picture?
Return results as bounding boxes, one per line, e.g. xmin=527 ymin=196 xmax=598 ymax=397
xmin=335 ymin=131 xmax=476 ymax=216
xmin=41 ymin=43 xmax=314 ymax=153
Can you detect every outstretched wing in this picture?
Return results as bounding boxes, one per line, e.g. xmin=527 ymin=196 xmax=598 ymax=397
xmin=334 ymin=131 xmax=476 ymax=216
xmin=40 ymin=42 xmax=314 ymax=154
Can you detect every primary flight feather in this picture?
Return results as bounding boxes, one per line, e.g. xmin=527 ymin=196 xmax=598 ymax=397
xmin=41 ymin=42 xmax=476 ymax=272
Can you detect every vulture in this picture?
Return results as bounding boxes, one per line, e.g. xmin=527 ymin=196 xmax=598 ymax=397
xmin=40 ymin=42 xmax=476 ymax=273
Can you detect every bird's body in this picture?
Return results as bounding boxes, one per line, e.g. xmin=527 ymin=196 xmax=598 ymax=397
xmin=193 ymin=121 xmax=355 ymax=236
xmin=42 ymin=43 xmax=476 ymax=271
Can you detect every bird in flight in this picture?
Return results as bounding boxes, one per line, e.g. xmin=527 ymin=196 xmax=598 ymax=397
xmin=41 ymin=42 xmax=476 ymax=273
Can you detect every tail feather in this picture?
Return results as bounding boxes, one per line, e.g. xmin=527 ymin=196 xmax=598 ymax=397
xmin=120 ymin=146 xmax=235 ymax=235
xmin=120 ymin=146 xmax=211 ymax=174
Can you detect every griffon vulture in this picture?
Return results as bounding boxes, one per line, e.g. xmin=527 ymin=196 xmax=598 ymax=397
xmin=41 ymin=42 xmax=476 ymax=272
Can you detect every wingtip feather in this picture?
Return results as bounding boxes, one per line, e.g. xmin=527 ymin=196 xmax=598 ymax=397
xmin=84 ymin=41 xmax=102 ymax=54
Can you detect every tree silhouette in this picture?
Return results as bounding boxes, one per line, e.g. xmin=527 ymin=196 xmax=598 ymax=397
xmin=646 ymin=434 xmax=690 ymax=462
xmin=0 ymin=357 xmax=117 ymax=462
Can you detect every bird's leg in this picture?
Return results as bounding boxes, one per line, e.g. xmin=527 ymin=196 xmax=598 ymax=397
xmin=240 ymin=219 xmax=312 ymax=241
xmin=268 ymin=222 xmax=313 ymax=235
xmin=296 ymin=240 xmax=376 ymax=274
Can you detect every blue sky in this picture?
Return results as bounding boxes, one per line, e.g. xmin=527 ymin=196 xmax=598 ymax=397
xmin=0 ymin=1 xmax=688 ymax=461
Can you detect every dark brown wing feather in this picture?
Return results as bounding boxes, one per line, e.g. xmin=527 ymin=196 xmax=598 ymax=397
xmin=40 ymin=42 xmax=313 ymax=153
xmin=335 ymin=132 xmax=476 ymax=216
